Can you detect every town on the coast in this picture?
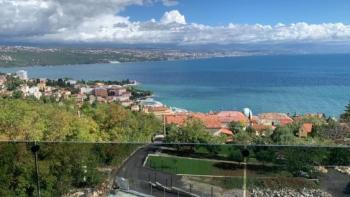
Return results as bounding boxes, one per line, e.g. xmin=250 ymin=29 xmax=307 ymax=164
xmin=1 ymin=70 xmax=348 ymax=145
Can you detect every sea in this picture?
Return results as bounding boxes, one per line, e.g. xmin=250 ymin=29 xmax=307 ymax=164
xmin=1 ymin=54 xmax=350 ymax=117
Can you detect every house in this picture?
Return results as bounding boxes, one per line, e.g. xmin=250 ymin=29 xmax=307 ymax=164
xmin=252 ymin=124 xmax=274 ymax=136
xmin=0 ymin=75 xmax=6 ymax=86
xmin=66 ymin=80 xmax=77 ymax=85
xmin=213 ymin=128 xmax=234 ymax=142
xmin=80 ymin=87 xmax=94 ymax=94
xmin=144 ymin=106 xmax=174 ymax=118
xmin=37 ymin=78 xmax=46 ymax=91
xmin=28 ymin=86 xmax=40 ymax=95
xmin=131 ymin=104 xmax=140 ymax=111
xmin=74 ymin=93 xmax=87 ymax=104
xmin=19 ymin=85 xmax=29 ymax=96
xmin=16 ymin=70 xmax=28 ymax=80
xmin=94 ymin=87 xmax=108 ymax=97
xmin=62 ymin=90 xmax=71 ymax=99
xmin=258 ymin=113 xmax=293 ymax=126
xmin=89 ymin=95 xmax=96 ymax=104
xmin=216 ymin=111 xmax=249 ymax=127
xmin=298 ymin=123 xmax=313 ymax=138
xmin=165 ymin=114 xmax=188 ymax=126
xmin=190 ymin=113 xmax=222 ymax=131
xmin=33 ymin=91 xmax=42 ymax=99
xmin=108 ymin=86 xmax=127 ymax=96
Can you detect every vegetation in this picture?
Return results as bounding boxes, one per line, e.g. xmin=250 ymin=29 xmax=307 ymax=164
xmin=0 ymin=48 xmax=167 ymax=67
xmin=165 ymin=119 xmax=225 ymax=144
xmin=83 ymin=79 xmax=135 ymax=86
xmin=127 ymin=86 xmax=152 ymax=100
xmin=0 ymin=142 xmax=141 ymax=196
xmin=228 ymin=121 xmax=246 ymax=134
xmin=4 ymin=74 xmax=24 ymax=91
xmin=0 ymin=98 xmax=161 ymax=142
xmin=340 ymin=102 xmax=350 ymax=122
xmin=147 ymin=155 xmax=243 ymax=176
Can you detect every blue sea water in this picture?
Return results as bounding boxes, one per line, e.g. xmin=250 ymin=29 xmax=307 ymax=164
xmin=1 ymin=54 xmax=350 ymax=116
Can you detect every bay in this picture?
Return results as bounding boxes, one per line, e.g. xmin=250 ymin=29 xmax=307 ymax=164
xmin=1 ymin=54 xmax=350 ymax=116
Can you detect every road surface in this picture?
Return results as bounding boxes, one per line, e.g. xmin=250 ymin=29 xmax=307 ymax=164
xmin=116 ymin=145 xmax=193 ymax=197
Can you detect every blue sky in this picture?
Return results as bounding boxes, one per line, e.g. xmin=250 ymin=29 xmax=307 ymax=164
xmin=2 ymin=0 xmax=350 ymax=47
xmin=122 ymin=0 xmax=350 ymax=25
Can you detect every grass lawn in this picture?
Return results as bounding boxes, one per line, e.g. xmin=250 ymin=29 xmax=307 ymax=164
xmin=146 ymin=155 xmax=244 ymax=176
xmin=146 ymin=155 xmax=319 ymax=190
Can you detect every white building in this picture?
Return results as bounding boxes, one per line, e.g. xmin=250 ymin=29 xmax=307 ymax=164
xmin=80 ymin=87 xmax=94 ymax=94
xmin=66 ymin=80 xmax=77 ymax=85
xmin=16 ymin=70 xmax=28 ymax=80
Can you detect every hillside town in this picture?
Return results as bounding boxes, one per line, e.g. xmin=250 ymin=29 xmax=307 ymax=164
xmin=1 ymin=70 xmax=348 ymax=145
xmin=0 ymin=70 xmax=139 ymax=108
xmin=152 ymin=106 xmax=323 ymax=143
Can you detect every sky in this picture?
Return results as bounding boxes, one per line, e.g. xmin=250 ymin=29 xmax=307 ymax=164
xmin=1 ymin=0 xmax=350 ymax=47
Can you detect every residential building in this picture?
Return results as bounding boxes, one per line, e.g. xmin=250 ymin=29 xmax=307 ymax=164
xmin=252 ymin=124 xmax=274 ymax=136
xmin=16 ymin=70 xmax=28 ymax=80
xmin=144 ymin=106 xmax=174 ymax=118
xmin=213 ymin=128 xmax=234 ymax=143
xmin=191 ymin=113 xmax=222 ymax=132
xmin=94 ymin=87 xmax=108 ymax=97
xmin=216 ymin=111 xmax=249 ymax=126
xmin=298 ymin=123 xmax=313 ymax=138
xmin=131 ymin=104 xmax=140 ymax=111
xmin=258 ymin=113 xmax=293 ymax=126
xmin=38 ymin=78 xmax=46 ymax=91
xmin=66 ymin=80 xmax=77 ymax=85
xmin=165 ymin=114 xmax=188 ymax=126
xmin=108 ymin=86 xmax=126 ymax=96
xmin=80 ymin=87 xmax=94 ymax=94
xmin=89 ymin=95 xmax=96 ymax=104
xmin=0 ymin=75 xmax=6 ymax=86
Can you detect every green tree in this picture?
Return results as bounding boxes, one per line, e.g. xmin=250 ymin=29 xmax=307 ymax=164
xmin=340 ymin=102 xmax=350 ymax=122
xmin=228 ymin=121 xmax=246 ymax=134
xmin=166 ymin=119 xmax=224 ymax=144
xmin=271 ymin=126 xmax=299 ymax=144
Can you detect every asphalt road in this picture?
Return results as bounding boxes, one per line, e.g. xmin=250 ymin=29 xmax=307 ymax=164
xmin=116 ymin=145 xmax=191 ymax=197
xmin=115 ymin=145 xmax=350 ymax=197
xmin=319 ymin=169 xmax=350 ymax=197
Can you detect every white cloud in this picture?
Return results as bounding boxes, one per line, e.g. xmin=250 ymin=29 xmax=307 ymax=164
xmin=160 ymin=10 xmax=186 ymax=25
xmin=0 ymin=0 xmax=145 ymax=37
xmin=1 ymin=0 xmax=350 ymax=45
xmin=161 ymin=0 xmax=178 ymax=6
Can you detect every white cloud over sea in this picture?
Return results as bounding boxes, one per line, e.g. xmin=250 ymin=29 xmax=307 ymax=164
xmin=1 ymin=0 xmax=350 ymax=45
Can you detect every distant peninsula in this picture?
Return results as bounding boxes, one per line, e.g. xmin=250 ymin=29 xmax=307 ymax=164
xmin=0 ymin=45 xmax=265 ymax=67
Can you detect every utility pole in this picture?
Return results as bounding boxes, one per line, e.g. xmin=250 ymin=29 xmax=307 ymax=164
xmin=31 ymin=142 xmax=41 ymax=197
xmin=163 ymin=115 xmax=166 ymax=136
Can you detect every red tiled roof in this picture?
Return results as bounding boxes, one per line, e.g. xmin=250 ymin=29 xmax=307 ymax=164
xmin=217 ymin=128 xmax=234 ymax=135
xmin=216 ymin=111 xmax=248 ymax=123
xmin=301 ymin=123 xmax=313 ymax=133
xmin=252 ymin=124 xmax=270 ymax=131
xmin=191 ymin=113 xmax=222 ymax=129
xmin=165 ymin=115 xmax=187 ymax=126
xmin=258 ymin=113 xmax=293 ymax=125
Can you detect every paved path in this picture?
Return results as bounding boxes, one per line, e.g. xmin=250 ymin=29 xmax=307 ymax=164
xmin=116 ymin=145 xmax=190 ymax=197
xmin=319 ymin=169 xmax=350 ymax=197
